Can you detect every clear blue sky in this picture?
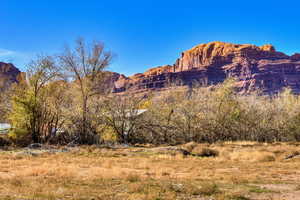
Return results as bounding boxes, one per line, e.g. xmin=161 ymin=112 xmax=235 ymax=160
xmin=1 ymin=0 xmax=300 ymax=75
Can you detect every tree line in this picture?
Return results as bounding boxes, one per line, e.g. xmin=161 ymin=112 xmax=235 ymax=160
xmin=1 ymin=38 xmax=300 ymax=146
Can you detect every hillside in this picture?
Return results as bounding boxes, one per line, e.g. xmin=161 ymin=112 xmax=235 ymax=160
xmin=0 ymin=62 xmax=22 ymax=92
xmin=2 ymin=42 xmax=300 ymax=95
xmin=112 ymin=42 xmax=300 ymax=94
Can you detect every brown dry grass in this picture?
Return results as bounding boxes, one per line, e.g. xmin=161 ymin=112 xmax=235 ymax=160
xmin=0 ymin=142 xmax=300 ymax=200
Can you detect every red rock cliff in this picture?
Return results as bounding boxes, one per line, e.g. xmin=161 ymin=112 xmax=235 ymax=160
xmin=0 ymin=62 xmax=21 ymax=91
xmin=112 ymin=42 xmax=300 ymax=94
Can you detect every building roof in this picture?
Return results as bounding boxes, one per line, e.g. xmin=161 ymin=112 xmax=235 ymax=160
xmin=124 ymin=109 xmax=147 ymax=118
xmin=0 ymin=123 xmax=11 ymax=134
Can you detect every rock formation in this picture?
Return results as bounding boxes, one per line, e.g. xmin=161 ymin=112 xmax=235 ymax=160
xmin=112 ymin=42 xmax=300 ymax=94
xmin=0 ymin=62 xmax=22 ymax=92
xmin=2 ymin=41 xmax=300 ymax=95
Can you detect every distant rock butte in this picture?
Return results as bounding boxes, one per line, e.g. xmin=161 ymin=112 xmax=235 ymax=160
xmin=2 ymin=41 xmax=300 ymax=95
xmin=112 ymin=41 xmax=300 ymax=94
xmin=0 ymin=62 xmax=22 ymax=91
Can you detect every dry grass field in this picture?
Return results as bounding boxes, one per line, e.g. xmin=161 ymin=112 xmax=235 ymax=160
xmin=0 ymin=142 xmax=300 ymax=200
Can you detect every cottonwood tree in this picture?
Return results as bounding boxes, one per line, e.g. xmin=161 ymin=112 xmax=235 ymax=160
xmin=43 ymin=80 xmax=70 ymax=143
xmin=0 ymin=90 xmax=11 ymax=122
xmin=59 ymin=38 xmax=113 ymax=144
xmin=8 ymin=55 xmax=61 ymax=143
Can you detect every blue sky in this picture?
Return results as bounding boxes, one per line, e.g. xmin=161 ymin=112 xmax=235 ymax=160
xmin=1 ymin=0 xmax=300 ymax=75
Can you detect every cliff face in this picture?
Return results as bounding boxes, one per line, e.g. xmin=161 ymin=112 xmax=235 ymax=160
xmin=2 ymin=42 xmax=300 ymax=95
xmin=113 ymin=42 xmax=300 ymax=94
xmin=0 ymin=62 xmax=22 ymax=92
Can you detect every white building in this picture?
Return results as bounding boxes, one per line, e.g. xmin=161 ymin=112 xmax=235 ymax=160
xmin=0 ymin=123 xmax=11 ymax=134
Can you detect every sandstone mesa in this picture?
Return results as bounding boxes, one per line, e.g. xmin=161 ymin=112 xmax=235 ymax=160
xmin=1 ymin=41 xmax=300 ymax=95
xmin=113 ymin=41 xmax=300 ymax=94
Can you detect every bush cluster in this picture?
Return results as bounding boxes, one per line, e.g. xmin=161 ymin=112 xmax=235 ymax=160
xmin=127 ymin=79 xmax=300 ymax=144
xmin=3 ymin=38 xmax=300 ymax=146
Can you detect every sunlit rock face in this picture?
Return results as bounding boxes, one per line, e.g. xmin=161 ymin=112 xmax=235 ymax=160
xmin=112 ymin=42 xmax=300 ymax=94
xmin=0 ymin=62 xmax=22 ymax=91
xmin=2 ymin=42 xmax=300 ymax=95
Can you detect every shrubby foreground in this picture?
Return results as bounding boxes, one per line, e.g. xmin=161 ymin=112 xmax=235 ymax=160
xmin=1 ymin=39 xmax=300 ymax=200
xmin=1 ymin=39 xmax=300 ymax=146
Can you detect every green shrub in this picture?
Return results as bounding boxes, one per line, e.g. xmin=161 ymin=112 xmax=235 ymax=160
xmin=8 ymin=128 xmax=31 ymax=146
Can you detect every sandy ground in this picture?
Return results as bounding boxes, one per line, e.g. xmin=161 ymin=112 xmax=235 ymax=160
xmin=0 ymin=142 xmax=300 ymax=200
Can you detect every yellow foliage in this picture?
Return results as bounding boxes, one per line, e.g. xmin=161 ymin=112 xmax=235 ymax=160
xmin=101 ymin=126 xmax=118 ymax=142
xmin=138 ymin=99 xmax=152 ymax=109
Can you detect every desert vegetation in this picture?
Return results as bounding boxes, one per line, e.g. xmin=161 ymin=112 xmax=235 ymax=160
xmin=1 ymin=39 xmax=300 ymax=146
xmin=1 ymin=39 xmax=300 ymax=199
xmin=1 ymin=142 xmax=300 ymax=199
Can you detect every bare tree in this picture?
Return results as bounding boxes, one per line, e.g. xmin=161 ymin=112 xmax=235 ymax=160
xmin=59 ymin=38 xmax=113 ymax=143
xmin=98 ymin=94 xmax=146 ymax=144
xmin=43 ymin=80 xmax=70 ymax=143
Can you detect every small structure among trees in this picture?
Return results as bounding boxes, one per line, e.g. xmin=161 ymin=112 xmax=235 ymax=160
xmin=0 ymin=123 xmax=11 ymax=134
